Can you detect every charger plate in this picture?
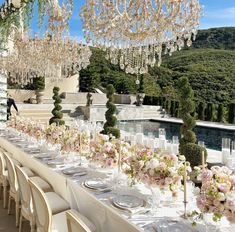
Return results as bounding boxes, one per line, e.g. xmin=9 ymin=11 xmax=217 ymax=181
xmin=84 ymin=178 xmax=108 ymax=190
xmin=112 ymin=195 xmax=145 ymax=210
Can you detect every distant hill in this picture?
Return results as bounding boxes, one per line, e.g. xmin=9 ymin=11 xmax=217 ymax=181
xmin=79 ymin=27 xmax=235 ymax=106
xmin=192 ymin=27 xmax=235 ymax=50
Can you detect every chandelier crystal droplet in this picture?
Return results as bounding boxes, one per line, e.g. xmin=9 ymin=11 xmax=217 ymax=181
xmin=80 ymin=0 xmax=202 ymax=74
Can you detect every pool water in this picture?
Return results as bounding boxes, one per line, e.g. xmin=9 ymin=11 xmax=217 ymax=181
xmin=117 ymin=120 xmax=235 ymax=151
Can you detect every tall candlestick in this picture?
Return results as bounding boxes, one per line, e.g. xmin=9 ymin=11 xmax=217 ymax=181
xmin=202 ymin=150 xmax=205 ymax=169
xmin=118 ymin=141 xmax=122 ymax=173
xmin=183 ymin=161 xmax=188 ymax=218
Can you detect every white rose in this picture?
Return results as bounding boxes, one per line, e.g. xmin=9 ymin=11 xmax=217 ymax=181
xmin=149 ymin=169 xmax=155 ymax=176
xmin=217 ymin=192 xmax=226 ymax=201
xmin=149 ymin=158 xmax=159 ymax=169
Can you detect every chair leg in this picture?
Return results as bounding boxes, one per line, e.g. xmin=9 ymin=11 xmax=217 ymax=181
xmin=30 ymin=218 xmax=36 ymax=232
xmin=8 ymin=195 xmax=11 ymax=215
xmin=16 ymin=200 xmax=20 ymax=227
xmin=3 ymin=185 xmax=7 ymax=208
xmin=0 ymin=183 xmax=2 ymax=200
xmin=19 ymin=211 xmax=23 ymax=232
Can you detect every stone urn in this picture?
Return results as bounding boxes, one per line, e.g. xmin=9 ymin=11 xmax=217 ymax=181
xmin=35 ymin=90 xmax=44 ymax=104
xmin=136 ymin=93 xmax=145 ymax=106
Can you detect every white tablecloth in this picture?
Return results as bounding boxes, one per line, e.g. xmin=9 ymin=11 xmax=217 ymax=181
xmin=0 ymin=133 xmax=234 ymax=232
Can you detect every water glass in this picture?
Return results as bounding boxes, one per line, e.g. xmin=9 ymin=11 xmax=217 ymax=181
xmin=159 ymin=128 xmax=166 ymax=139
xmin=136 ymin=124 xmax=143 ymax=133
xmin=198 ymin=141 xmax=205 ymax=148
xmin=172 ymin=136 xmax=179 ymax=144
xmin=222 ymin=138 xmax=231 ymax=165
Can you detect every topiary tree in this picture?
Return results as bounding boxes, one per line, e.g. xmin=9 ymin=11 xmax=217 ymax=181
xmin=177 ymin=77 xmax=206 ymax=167
xmin=102 ymin=84 xmax=120 ymax=138
xmin=217 ymin=104 xmax=225 ymax=123
xmin=228 ymin=103 xmax=235 ymax=124
xmin=86 ymin=92 xmax=93 ymax=106
xmin=197 ymin=102 xmax=206 ymax=120
xmin=49 ymin=87 xmax=65 ymax=126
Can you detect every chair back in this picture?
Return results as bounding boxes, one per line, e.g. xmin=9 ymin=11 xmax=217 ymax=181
xmin=0 ymin=150 xmax=5 ymax=177
xmin=66 ymin=210 xmax=92 ymax=232
xmin=4 ymin=153 xmax=17 ymax=193
xmin=29 ymin=179 xmax=51 ymax=232
xmin=15 ymin=165 xmax=31 ymax=214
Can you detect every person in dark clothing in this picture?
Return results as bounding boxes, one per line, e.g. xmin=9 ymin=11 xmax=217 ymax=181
xmin=7 ymin=97 xmax=18 ymax=120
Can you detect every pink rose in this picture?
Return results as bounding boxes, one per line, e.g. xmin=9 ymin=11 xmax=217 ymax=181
xmin=196 ymin=195 xmax=207 ymax=211
xmin=201 ymin=169 xmax=213 ymax=182
xmin=217 ymin=183 xmax=231 ymax=193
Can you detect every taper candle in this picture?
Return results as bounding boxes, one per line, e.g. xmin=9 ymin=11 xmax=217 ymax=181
xmin=202 ymin=150 xmax=205 ymax=169
xmin=184 ymin=161 xmax=187 ymax=204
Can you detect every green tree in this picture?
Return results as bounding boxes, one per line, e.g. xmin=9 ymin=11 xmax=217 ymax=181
xmin=228 ymin=103 xmax=235 ymax=124
xmin=206 ymin=103 xmax=215 ymax=121
xmin=49 ymin=87 xmax=65 ymax=125
xmin=197 ymin=102 xmax=206 ymax=120
xmin=102 ymin=84 xmax=120 ymax=138
xmin=217 ymin=104 xmax=225 ymax=123
xmin=177 ymin=77 xmax=207 ymax=166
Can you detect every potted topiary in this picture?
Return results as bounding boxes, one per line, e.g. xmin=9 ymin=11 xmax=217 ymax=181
xmin=102 ymin=84 xmax=120 ymax=138
xmin=34 ymin=76 xmax=45 ymax=104
xmin=49 ymin=87 xmax=65 ymax=125
xmin=177 ymin=77 xmax=207 ymax=167
xmin=136 ymin=75 xmax=145 ymax=106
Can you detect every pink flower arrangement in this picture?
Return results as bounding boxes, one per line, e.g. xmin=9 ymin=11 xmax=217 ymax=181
xmin=123 ymin=145 xmax=185 ymax=191
xmin=196 ymin=166 xmax=235 ymax=221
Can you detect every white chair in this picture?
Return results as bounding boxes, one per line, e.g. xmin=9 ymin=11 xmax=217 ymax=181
xmin=29 ymin=178 xmax=69 ymax=232
xmin=29 ymin=179 xmax=95 ymax=232
xmin=15 ymin=165 xmax=52 ymax=232
xmin=0 ymin=149 xmax=8 ymax=208
xmin=66 ymin=210 xmax=95 ymax=232
xmin=3 ymin=153 xmax=34 ymax=227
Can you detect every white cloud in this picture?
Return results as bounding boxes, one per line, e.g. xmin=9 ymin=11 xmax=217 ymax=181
xmin=205 ymin=7 xmax=235 ymax=20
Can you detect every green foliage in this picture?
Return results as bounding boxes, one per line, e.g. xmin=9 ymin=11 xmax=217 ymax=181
xmin=49 ymin=87 xmax=65 ymax=126
xmin=206 ymin=103 xmax=215 ymax=121
xmin=191 ymin=27 xmax=235 ymax=50
xmin=197 ymin=102 xmax=206 ymax=120
xmin=217 ymin=104 xmax=225 ymax=123
xmin=228 ymin=103 xmax=235 ymax=124
xmin=177 ymin=77 xmax=197 ymax=156
xmin=138 ymin=75 xmax=144 ymax=93
xmin=102 ymin=84 xmax=120 ymax=138
xmin=183 ymin=143 xmax=208 ymax=167
xmin=79 ymin=28 xmax=235 ymax=107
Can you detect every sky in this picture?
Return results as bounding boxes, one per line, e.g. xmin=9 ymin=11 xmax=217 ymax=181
xmin=1 ymin=0 xmax=235 ymax=38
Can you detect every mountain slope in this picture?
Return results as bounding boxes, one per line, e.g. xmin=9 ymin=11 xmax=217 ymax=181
xmin=79 ymin=27 xmax=235 ymax=105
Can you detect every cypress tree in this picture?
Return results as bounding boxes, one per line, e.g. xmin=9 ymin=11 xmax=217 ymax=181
xmin=49 ymin=87 xmax=65 ymax=125
xmin=206 ymin=103 xmax=215 ymax=121
xmin=170 ymin=100 xmax=175 ymax=117
xmin=198 ymin=102 xmax=206 ymax=121
xmin=102 ymin=84 xmax=120 ymax=138
xmin=228 ymin=103 xmax=235 ymax=124
xmin=217 ymin=104 xmax=225 ymax=123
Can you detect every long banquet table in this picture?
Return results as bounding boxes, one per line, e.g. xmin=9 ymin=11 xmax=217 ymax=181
xmin=0 ymin=130 xmax=234 ymax=232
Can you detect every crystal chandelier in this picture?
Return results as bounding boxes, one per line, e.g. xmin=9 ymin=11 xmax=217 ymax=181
xmin=80 ymin=0 xmax=202 ymax=74
xmin=0 ymin=0 xmax=92 ymax=85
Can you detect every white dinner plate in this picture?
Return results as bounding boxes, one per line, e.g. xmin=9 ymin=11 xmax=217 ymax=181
xmin=62 ymin=167 xmax=86 ymax=175
xmin=155 ymin=219 xmax=198 ymax=232
xmin=112 ymin=195 xmax=144 ymax=209
xmin=84 ymin=178 xmax=108 ymax=190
